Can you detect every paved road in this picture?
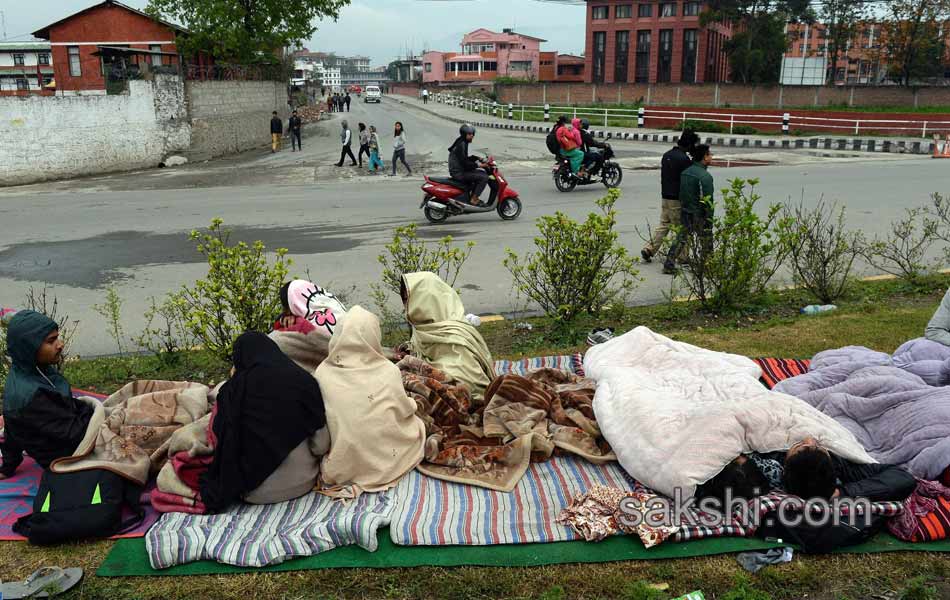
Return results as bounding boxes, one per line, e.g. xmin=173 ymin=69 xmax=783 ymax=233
xmin=0 ymin=96 xmax=944 ymax=357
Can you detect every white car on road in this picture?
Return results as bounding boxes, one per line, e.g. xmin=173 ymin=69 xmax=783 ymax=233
xmin=364 ymin=86 xmax=382 ymax=103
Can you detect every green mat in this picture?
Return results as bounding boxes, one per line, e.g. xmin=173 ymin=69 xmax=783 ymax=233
xmin=96 ymin=527 xmax=950 ymax=577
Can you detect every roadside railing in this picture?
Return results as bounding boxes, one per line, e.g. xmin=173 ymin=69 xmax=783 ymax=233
xmin=433 ymin=93 xmax=950 ymax=138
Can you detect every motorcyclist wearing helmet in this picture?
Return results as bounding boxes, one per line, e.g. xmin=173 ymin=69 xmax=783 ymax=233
xmin=448 ymin=124 xmax=496 ymax=205
xmin=578 ymin=118 xmax=609 ymax=177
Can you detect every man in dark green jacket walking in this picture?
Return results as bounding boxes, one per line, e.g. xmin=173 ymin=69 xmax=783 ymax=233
xmin=664 ymin=144 xmax=714 ymax=274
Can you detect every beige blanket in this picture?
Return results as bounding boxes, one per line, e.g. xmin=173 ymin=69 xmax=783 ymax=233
xmin=52 ymin=380 xmax=210 ymax=485
xmin=269 ymin=329 xmax=330 ymax=373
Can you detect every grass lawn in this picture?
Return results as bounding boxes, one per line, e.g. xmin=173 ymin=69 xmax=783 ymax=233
xmin=2 ymin=277 xmax=949 ymax=599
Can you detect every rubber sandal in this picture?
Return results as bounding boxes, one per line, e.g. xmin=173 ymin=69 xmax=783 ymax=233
xmin=1 ymin=566 xmax=82 ymax=599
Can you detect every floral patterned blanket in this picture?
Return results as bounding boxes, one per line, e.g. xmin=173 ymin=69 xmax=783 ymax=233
xmin=398 ymin=356 xmax=615 ymax=492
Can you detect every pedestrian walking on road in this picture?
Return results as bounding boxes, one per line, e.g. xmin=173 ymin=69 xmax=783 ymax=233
xmin=368 ymin=125 xmax=384 ymax=172
xmin=641 ymin=130 xmax=699 ymax=263
xmin=391 ymin=121 xmax=412 ymax=176
xmin=270 ymin=111 xmax=283 ymax=153
xmin=664 ymin=144 xmax=715 ymax=275
xmin=335 ymin=120 xmax=358 ymax=167
xmin=345 ymin=92 xmax=351 ymax=112
xmin=422 ymin=88 xmax=429 ymax=104
xmin=288 ymin=110 xmax=303 ymax=152
xmin=357 ymin=123 xmax=371 ymax=167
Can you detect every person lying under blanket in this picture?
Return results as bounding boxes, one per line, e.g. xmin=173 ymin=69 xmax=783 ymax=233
xmin=697 ymin=436 xmax=916 ymax=504
xmin=0 ymin=311 xmax=93 ymax=479
xmin=396 ymin=272 xmax=495 ymax=401
xmin=696 ymin=436 xmax=916 ymax=553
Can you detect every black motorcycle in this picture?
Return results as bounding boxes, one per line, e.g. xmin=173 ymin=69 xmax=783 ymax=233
xmin=552 ymin=142 xmax=623 ymax=192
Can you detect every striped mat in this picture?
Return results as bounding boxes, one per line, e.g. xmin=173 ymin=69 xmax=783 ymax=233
xmin=493 ymin=353 xmax=585 ymax=377
xmin=390 ymin=456 xmax=633 ymax=546
xmin=146 ymin=488 xmax=396 ymax=569
xmin=753 ymin=357 xmax=810 ymax=389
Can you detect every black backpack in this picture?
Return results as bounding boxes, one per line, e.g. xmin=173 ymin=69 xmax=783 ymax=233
xmin=546 ymin=127 xmax=562 ymax=156
xmin=14 ymin=468 xmax=145 ymax=545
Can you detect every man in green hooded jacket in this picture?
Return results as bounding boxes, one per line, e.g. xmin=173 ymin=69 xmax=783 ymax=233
xmin=1 ymin=311 xmax=93 ymax=478
xmin=664 ymin=144 xmax=715 ymax=274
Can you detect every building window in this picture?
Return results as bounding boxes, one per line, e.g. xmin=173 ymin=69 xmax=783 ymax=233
xmin=42 ymin=75 xmax=53 ymax=86
xmin=425 ymin=62 xmax=432 ymax=72
xmin=592 ymin=5 xmax=609 ymax=19
xmin=635 ymin=30 xmax=651 ymax=83
xmin=682 ymin=29 xmax=698 ymax=83
xmin=16 ymin=78 xmax=29 ymax=91
xmin=149 ymin=44 xmax=163 ymax=66
xmin=684 ymin=1 xmax=701 ymax=16
xmin=510 ymin=61 xmax=532 ymax=72
xmin=68 ymin=46 xmax=82 ymax=76
xmin=483 ymin=61 xmax=497 ymax=71
xmin=658 ymin=29 xmax=673 ymax=82
xmin=616 ymin=4 xmax=633 ymax=18
xmin=592 ymin=31 xmax=607 ymax=83
xmin=38 ymin=53 xmax=50 ymax=65
xmin=660 ymin=2 xmax=677 ymax=17
xmin=638 ymin=3 xmax=653 ymax=17
xmin=615 ymin=30 xmax=630 ymax=83
xmin=13 ymin=53 xmax=25 ymax=66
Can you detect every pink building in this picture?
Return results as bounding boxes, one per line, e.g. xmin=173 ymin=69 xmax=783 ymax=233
xmin=423 ymin=28 xmax=582 ymax=84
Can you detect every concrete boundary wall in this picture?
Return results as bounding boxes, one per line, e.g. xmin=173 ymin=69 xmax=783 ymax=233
xmin=0 ymin=76 xmax=288 ymax=186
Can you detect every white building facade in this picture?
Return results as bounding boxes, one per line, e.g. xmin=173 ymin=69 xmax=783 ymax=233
xmin=0 ymin=41 xmax=54 ymax=95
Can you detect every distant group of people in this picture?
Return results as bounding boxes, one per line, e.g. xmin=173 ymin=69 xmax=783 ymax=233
xmin=336 ymin=120 xmax=412 ymax=176
xmin=327 ymin=92 xmax=351 ymax=113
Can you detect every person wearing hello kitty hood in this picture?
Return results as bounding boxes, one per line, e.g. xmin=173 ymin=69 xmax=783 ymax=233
xmin=274 ymin=280 xmax=347 ymax=338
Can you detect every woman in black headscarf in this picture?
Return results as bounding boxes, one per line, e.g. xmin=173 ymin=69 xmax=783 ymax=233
xmin=200 ymin=332 xmax=327 ymax=513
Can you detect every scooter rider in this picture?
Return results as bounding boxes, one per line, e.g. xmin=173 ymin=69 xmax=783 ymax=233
xmin=579 ymin=119 xmax=608 ymax=177
xmin=449 ymin=124 xmax=497 ymax=206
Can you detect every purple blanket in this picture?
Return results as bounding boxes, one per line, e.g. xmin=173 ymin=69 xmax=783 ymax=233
xmin=775 ymin=338 xmax=950 ymax=480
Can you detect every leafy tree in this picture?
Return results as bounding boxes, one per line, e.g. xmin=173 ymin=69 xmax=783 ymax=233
xmin=817 ymin=0 xmax=870 ymax=84
xmin=703 ymin=0 xmax=812 ymax=83
xmin=880 ymin=0 xmax=950 ymax=86
xmin=147 ymin=0 xmax=351 ymax=62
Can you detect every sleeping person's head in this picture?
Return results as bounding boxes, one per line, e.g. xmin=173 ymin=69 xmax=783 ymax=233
xmin=783 ymin=437 xmax=837 ymax=499
xmin=279 ymin=281 xmax=292 ymax=316
xmin=695 ymin=455 xmax=769 ymax=507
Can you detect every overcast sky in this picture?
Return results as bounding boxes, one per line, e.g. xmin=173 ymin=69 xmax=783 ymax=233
xmin=1 ymin=0 xmax=587 ymax=66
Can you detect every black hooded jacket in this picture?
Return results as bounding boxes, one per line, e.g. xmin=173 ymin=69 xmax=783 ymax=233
xmin=1 ymin=311 xmax=92 ymax=477
xmin=448 ymin=136 xmax=479 ymax=179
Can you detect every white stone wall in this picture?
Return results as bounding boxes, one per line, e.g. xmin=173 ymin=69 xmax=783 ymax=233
xmin=0 ymin=76 xmax=287 ymax=186
xmin=0 ymin=74 xmax=190 ymax=186
xmin=186 ymin=79 xmax=288 ymax=158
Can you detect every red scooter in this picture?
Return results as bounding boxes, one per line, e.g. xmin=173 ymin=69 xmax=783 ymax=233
xmin=419 ymin=156 xmax=523 ymax=223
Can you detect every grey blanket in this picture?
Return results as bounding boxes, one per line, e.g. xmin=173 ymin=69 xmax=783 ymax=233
xmin=775 ymin=339 xmax=950 ymax=480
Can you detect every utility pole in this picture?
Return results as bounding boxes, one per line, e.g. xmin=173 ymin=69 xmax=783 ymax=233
xmin=1 ymin=11 xmax=7 ymax=40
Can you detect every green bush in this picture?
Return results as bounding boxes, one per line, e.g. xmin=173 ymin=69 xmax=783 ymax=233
xmin=676 ymin=119 xmax=727 ymax=134
xmin=93 ymin=286 xmax=126 ymax=355
xmin=861 ymin=206 xmax=940 ymax=285
xmin=732 ymin=125 xmax=759 ymax=135
xmin=371 ymin=223 xmax=475 ymax=332
xmin=676 ymin=178 xmax=792 ymax=312
xmin=174 ymin=219 xmax=291 ymax=361
xmin=504 ymin=187 xmax=640 ymax=323
xmin=781 ymin=201 xmax=862 ymax=304
xmin=135 ymin=295 xmax=196 ymax=364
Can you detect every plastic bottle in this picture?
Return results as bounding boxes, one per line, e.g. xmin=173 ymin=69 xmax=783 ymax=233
xmin=800 ymin=304 xmax=837 ymax=315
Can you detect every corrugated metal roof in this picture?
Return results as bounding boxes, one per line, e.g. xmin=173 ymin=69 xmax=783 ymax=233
xmin=0 ymin=41 xmax=51 ymax=51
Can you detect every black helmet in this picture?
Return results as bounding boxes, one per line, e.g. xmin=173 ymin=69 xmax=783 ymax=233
xmin=460 ymin=124 xmax=476 ymax=136
xmin=580 ymin=119 xmax=590 ymax=130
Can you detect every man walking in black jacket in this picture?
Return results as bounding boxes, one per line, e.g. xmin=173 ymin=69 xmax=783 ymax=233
xmin=641 ymin=130 xmax=699 ymax=263
xmin=344 ymin=92 xmax=351 ymax=112
xmin=288 ymin=110 xmax=303 ymax=152
xmin=335 ymin=120 xmax=357 ymax=167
